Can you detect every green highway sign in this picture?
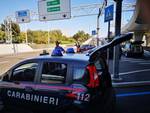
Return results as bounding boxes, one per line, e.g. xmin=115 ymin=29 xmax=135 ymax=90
xmin=47 ymin=0 xmax=60 ymax=6
xmin=47 ymin=6 xmax=60 ymax=12
xmin=38 ymin=0 xmax=71 ymax=21
xmin=47 ymin=0 xmax=61 ymax=13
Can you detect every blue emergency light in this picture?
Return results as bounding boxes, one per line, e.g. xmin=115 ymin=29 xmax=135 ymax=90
xmin=51 ymin=49 xmax=63 ymax=56
xmin=66 ymin=48 xmax=75 ymax=54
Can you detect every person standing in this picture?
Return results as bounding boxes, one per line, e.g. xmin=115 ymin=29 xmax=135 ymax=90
xmin=55 ymin=41 xmax=65 ymax=53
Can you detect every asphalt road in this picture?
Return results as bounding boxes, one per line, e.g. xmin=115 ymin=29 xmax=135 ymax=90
xmin=0 ymin=51 xmax=43 ymax=75
xmin=115 ymin=85 xmax=150 ymax=113
xmin=109 ymin=56 xmax=150 ymax=82
xmin=109 ymin=56 xmax=150 ymax=113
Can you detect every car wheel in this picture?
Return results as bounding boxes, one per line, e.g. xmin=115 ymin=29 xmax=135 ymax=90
xmin=103 ymin=88 xmax=116 ymax=113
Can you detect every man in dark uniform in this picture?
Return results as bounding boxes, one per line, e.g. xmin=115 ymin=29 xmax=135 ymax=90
xmin=55 ymin=41 xmax=65 ymax=53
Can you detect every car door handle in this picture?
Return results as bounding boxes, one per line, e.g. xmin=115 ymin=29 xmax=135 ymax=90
xmin=25 ymin=86 xmax=34 ymax=92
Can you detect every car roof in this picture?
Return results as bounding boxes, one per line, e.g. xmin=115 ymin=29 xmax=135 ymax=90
xmin=29 ymin=53 xmax=90 ymax=63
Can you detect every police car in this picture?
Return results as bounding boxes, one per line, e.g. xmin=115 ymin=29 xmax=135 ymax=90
xmin=0 ymin=33 xmax=133 ymax=113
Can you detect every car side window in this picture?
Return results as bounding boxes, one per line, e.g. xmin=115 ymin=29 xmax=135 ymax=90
xmin=73 ymin=67 xmax=85 ymax=80
xmin=10 ymin=63 xmax=38 ymax=82
xmin=73 ymin=66 xmax=89 ymax=85
xmin=41 ymin=62 xmax=67 ymax=84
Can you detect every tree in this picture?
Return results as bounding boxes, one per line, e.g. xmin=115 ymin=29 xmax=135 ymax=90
xmin=73 ymin=30 xmax=90 ymax=43
xmin=49 ymin=30 xmax=63 ymax=43
xmin=18 ymin=32 xmax=26 ymax=43
xmin=11 ymin=22 xmax=20 ymax=37
xmin=1 ymin=21 xmax=20 ymax=42
xmin=27 ymin=29 xmax=34 ymax=43
xmin=0 ymin=30 xmax=5 ymax=41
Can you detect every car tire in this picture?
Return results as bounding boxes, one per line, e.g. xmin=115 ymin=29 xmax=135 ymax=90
xmin=103 ymin=88 xmax=116 ymax=113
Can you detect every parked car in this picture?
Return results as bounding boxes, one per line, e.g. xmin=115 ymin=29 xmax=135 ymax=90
xmin=80 ymin=44 xmax=96 ymax=53
xmin=122 ymin=41 xmax=144 ymax=57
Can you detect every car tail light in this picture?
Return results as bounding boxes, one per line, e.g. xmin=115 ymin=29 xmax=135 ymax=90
xmin=86 ymin=65 xmax=100 ymax=88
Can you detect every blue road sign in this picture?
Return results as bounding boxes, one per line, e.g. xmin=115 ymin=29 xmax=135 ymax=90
xmin=104 ymin=4 xmax=114 ymax=22
xmin=18 ymin=11 xmax=28 ymax=17
xmin=92 ymin=30 xmax=96 ymax=36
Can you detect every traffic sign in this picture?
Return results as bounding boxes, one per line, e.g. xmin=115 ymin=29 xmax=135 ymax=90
xmin=38 ymin=0 xmax=71 ymax=21
xmin=15 ymin=10 xmax=30 ymax=23
xmin=104 ymin=4 xmax=114 ymax=22
xmin=92 ymin=30 xmax=96 ymax=36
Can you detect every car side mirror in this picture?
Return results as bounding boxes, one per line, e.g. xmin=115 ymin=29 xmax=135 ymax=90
xmin=2 ymin=70 xmax=11 ymax=81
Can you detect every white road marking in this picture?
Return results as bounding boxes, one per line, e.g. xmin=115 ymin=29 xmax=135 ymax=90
xmin=122 ymin=59 xmax=146 ymax=61
xmin=121 ymin=61 xmax=143 ymax=63
xmin=119 ymin=69 xmax=150 ymax=75
xmin=121 ymin=59 xmax=150 ymax=63
xmin=111 ymin=68 xmax=150 ymax=76
xmin=0 ymin=61 xmax=9 ymax=64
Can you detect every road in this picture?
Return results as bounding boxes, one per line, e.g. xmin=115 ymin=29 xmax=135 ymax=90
xmin=109 ymin=56 xmax=150 ymax=82
xmin=109 ymin=56 xmax=150 ymax=113
xmin=0 ymin=51 xmax=42 ymax=75
xmin=115 ymin=85 xmax=150 ymax=113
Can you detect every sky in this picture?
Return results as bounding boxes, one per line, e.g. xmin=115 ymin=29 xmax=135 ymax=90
xmin=0 ymin=0 xmax=135 ymax=37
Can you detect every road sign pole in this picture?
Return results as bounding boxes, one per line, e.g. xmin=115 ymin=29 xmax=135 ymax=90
xmin=97 ymin=10 xmax=100 ymax=47
xmin=25 ymin=23 xmax=28 ymax=44
xmin=113 ymin=0 xmax=123 ymax=80
xmin=104 ymin=4 xmax=114 ymax=65
xmin=107 ymin=21 xmax=110 ymax=65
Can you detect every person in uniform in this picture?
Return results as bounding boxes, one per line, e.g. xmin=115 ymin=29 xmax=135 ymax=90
xmin=54 ymin=41 xmax=65 ymax=53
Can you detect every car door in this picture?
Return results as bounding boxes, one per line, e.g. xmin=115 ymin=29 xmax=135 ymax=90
xmin=34 ymin=61 xmax=72 ymax=112
xmin=0 ymin=60 xmax=40 ymax=110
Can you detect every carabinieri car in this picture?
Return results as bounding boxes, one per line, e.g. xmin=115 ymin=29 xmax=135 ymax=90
xmin=0 ymin=33 xmax=133 ymax=113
